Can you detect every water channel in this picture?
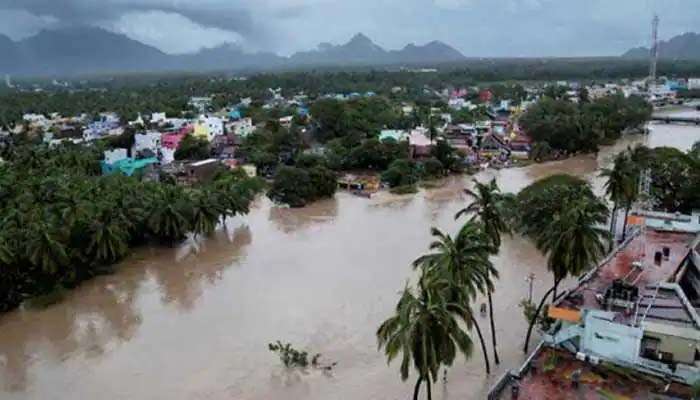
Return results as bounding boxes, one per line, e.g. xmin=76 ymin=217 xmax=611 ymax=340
xmin=1 ymin=112 xmax=699 ymax=400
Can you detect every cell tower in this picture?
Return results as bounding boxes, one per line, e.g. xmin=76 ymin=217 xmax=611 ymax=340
xmin=649 ymin=15 xmax=659 ymax=83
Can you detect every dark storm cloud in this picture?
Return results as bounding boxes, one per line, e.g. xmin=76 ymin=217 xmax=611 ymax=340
xmin=0 ymin=0 xmax=697 ymax=56
xmin=0 ymin=1 xmax=258 ymax=38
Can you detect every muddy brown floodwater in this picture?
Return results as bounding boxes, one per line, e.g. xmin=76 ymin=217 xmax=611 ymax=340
xmin=1 ymin=118 xmax=699 ymax=400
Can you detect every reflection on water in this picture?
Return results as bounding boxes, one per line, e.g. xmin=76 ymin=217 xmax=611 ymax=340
xmin=0 ymin=118 xmax=698 ymax=400
xmin=268 ymin=197 xmax=339 ymax=234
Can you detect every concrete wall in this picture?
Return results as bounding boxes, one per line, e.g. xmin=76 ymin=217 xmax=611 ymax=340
xmin=582 ymin=311 xmax=643 ymax=364
xmin=643 ymin=331 xmax=696 ymax=365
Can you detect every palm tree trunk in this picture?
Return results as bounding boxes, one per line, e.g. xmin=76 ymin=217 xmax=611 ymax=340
xmin=621 ymin=204 xmax=630 ymax=241
xmin=523 ymin=284 xmax=557 ymax=353
xmin=426 ymin=375 xmax=432 ymax=400
xmin=413 ymin=377 xmax=422 ymax=400
xmin=609 ymin=204 xmax=618 ymax=250
xmin=471 ymin=315 xmax=491 ymax=374
xmin=487 ymin=291 xmax=500 ymax=365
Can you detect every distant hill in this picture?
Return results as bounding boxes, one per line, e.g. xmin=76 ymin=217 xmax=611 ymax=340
xmin=290 ymin=33 xmax=465 ymax=66
xmin=16 ymin=27 xmax=170 ymax=76
xmin=0 ymin=34 xmax=17 ymax=73
xmin=0 ymin=28 xmax=466 ymax=76
xmin=623 ymin=32 xmax=700 ymax=60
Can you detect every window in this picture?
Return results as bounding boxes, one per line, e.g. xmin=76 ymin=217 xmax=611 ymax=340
xmin=640 ymin=336 xmax=661 ymax=359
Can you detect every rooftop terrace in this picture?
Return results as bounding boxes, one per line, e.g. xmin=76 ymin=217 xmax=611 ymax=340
xmin=559 ymin=230 xmax=694 ymax=314
xmin=498 ymin=347 xmax=691 ymax=400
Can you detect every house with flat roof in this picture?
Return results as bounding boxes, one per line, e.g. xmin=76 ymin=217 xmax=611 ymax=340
xmin=542 ymin=231 xmax=700 ymax=386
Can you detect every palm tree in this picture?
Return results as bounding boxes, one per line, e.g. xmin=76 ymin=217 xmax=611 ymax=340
xmin=600 ymin=151 xmax=637 ymax=244
xmin=86 ymin=209 xmax=130 ymax=265
xmin=190 ymin=190 xmax=225 ymax=237
xmin=523 ymin=195 xmax=609 ymax=352
xmin=377 ymin=271 xmax=474 ymax=400
xmin=147 ymin=186 xmax=192 ymax=245
xmin=413 ymin=225 xmax=497 ymax=374
xmin=455 ymin=178 xmax=509 ymax=365
xmin=24 ymin=220 xmax=70 ymax=276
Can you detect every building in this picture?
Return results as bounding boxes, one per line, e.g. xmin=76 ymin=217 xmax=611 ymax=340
xmin=193 ymin=116 xmax=224 ymax=142
xmin=189 ymin=97 xmax=213 ymax=113
xmin=279 ymin=116 xmax=294 ymax=129
xmin=132 ymin=132 xmax=162 ymax=158
xmin=104 ymin=148 xmax=128 ymax=165
xmin=688 ymin=78 xmax=700 ymax=90
xmin=101 ymin=149 xmax=157 ymax=177
xmin=541 ymin=229 xmax=700 ymax=386
xmin=151 ymin=112 xmax=167 ymax=124
xmin=408 ymin=128 xmax=434 ymax=158
xmin=227 ymin=118 xmax=254 ymax=138
xmin=379 ymin=129 xmax=409 ymax=142
xmin=179 ymin=159 xmax=221 ymax=185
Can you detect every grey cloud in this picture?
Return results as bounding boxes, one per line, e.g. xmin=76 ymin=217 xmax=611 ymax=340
xmin=0 ymin=0 xmax=698 ymax=56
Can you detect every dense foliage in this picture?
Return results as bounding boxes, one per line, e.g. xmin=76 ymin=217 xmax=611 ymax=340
xmin=520 ymin=94 xmax=651 ymax=153
xmin=267 ymin=165 xmax=337 ymax=207
xmin=175 ymin=135 xmax=211 ymax=160
xmin=630 ymin=144 xmax=700 ymax=213
xmin=0 ymin=141 xmax=263 ymax=312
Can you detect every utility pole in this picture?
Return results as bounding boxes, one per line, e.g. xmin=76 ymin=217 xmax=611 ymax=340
xmin=649 ymin=15 xmax=659 ymax=84
xmin=526 ymin=273 xmax=535 ymax=303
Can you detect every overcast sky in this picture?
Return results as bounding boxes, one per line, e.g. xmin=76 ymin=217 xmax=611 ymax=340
xmin=0 ymin=0 xmax=698 ymax=56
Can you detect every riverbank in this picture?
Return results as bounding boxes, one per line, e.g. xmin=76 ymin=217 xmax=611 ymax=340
xmin=0 ymin=120 xmax=698 ymax=400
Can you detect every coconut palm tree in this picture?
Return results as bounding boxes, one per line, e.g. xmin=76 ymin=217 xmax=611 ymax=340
xmin=523 ymin=195 xmax=609 ymax=352
xmin=190 ymin=190 xmax=225 ymax=237
xmin=377 ymin=271 xmax=474 ymax=400
xmin=147 ymin=186 xmax=192 ymax=245
xmin=413 ymin=225 xmax=497 ymax=374
xmin=86 ymin=209 xmax=130 ymax=265
xmin=455 ymin=178 xmax=509 ymax=364
xmin=600 ymin=151 xmax=637 ymax=243
xmin=24 ymin=219 xmax=70 ymax=276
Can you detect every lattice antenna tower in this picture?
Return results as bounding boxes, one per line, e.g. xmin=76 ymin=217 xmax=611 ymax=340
xmin=649 ymin=15 xmax=659 ymax=84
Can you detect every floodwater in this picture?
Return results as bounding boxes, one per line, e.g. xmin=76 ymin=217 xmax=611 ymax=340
xmin=1 ymin=118 xmax=699 ymax=400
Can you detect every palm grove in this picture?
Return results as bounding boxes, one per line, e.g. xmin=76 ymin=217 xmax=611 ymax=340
xmin=0 ymin=137 xmax=263 ymax=312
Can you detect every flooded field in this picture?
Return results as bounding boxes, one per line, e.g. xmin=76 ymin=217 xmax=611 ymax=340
xmin=0 ymin=121 xmax=699 ymax=400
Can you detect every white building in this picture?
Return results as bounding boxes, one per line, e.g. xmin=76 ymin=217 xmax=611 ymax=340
xmin=104 ymin=148 xmax=128 ymax=165
xmin=228 ymin=118 xmax=255 ymax=137
xmin=151 ymin=113 xmax=167 ymax=124
xmin=689 ymin=78 xmax=700 ymax=90
xmin=194 ymin=116 xmax=224 ymax=142
xmin=448 ymin=98 xmax=467 ymax=110
xmin=23 ymin=113 xmax=47 ymax=124
xmin=160 ymin=147 xmax=176 ymax=165
xmin=132 ymin=131 xmax=162 ymax=157
xmin=279 ymin=116 xmax=294 ymax=129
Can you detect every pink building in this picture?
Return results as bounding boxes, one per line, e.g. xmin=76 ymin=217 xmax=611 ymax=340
xmin=161 ymin=125 xmax=192 ymax=150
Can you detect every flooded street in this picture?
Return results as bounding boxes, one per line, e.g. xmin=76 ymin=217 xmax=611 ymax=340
xmin=1 ymin=120 xmax=699 ymax=400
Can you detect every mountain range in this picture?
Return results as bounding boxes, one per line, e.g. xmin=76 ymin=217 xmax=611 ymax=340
xmin=622 ymin=32 xmax=700 ymax=60
xmin=0 ymin=27 xmax=466 ymax=77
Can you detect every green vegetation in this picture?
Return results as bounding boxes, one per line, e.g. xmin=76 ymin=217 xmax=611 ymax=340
xmin=377 ymin=224 xmax=495 ymax=399
xmin=600 ymin=151 xmax=638 ymax=242
xmin=518 ymin=174 xmax=610 ymax=352
xmin=520 ymin=94 xmax=651 ymax=154
xmin=267 ymin=165 xmax=337 ymax=207
xmin=455 ymin=179 xmax=510 ymax=365
xmin=174 ymin=135 xmax=211 ymax=160
xmin=268 ymin=341 xmax=319 ymax=369
xmin=382 ymin=159 xmax=419 ymax=188
xmin=630 ymin=144 xmax=700 ymax=214
xmin=0 ymin=140 xmax=262 ymax=312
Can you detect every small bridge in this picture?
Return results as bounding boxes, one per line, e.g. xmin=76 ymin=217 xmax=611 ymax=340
xmin=650 ymin=115 xmax=700 ymax=125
